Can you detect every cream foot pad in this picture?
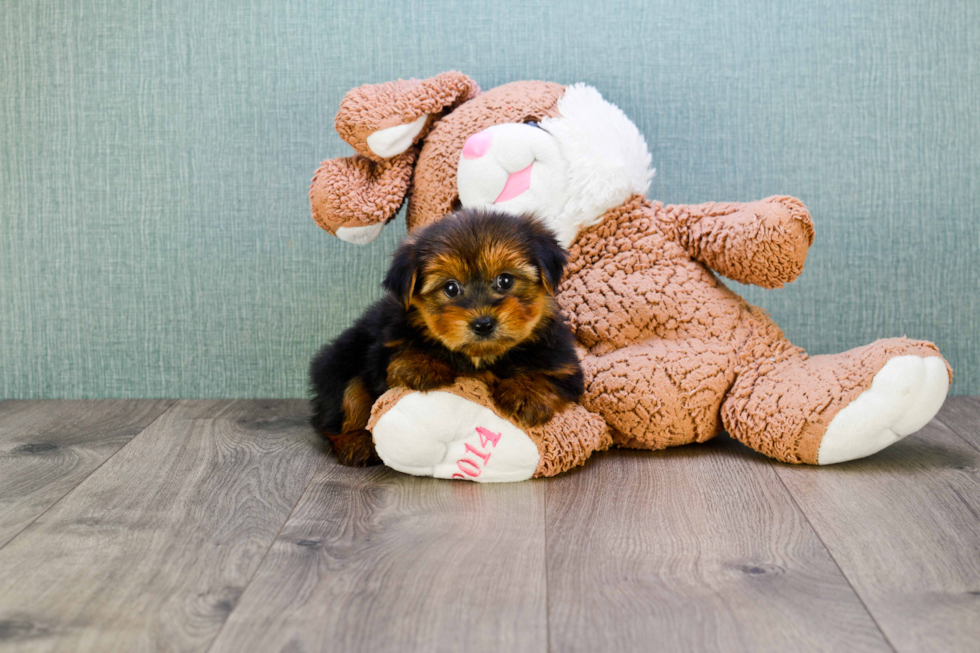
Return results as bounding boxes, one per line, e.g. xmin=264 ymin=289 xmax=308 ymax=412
xmin=818 ymin=356 xmax=950 ymax=464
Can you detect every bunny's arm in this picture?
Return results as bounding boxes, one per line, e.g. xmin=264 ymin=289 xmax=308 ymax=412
xmin=656 ymin=196 xmax=814 ymax=288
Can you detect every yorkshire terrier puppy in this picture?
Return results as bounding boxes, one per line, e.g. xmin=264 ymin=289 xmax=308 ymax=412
xmin=309 ymin=209 xmax=584 ymax=467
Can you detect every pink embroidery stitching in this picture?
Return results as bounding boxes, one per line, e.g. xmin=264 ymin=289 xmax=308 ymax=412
xmin=476 ymin=426 xmax=501 ymax=448
xmin=458 ymin=459 xmax=481 ymax=476
xmin=464 ymin=442 xmax=491 ymax=464
xmin=450 ymin=427 xmax=502 ymax=480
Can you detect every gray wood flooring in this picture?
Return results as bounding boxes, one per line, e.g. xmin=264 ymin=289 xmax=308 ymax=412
xmin=0 ymin=397 xmax=977 ymax=652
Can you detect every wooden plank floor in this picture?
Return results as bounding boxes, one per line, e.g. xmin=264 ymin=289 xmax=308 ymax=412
xmin=0 ymin=398 xmax=977 ymax=652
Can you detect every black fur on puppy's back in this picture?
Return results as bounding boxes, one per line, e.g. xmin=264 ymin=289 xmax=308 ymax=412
xmin=308 ymin=295 xmax=401 ymax=437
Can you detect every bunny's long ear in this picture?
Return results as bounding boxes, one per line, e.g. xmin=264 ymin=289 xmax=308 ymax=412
xmin=337 ymin=71 xmax=479 ymax=160
xmin=309 ymin=72 xmax=480 ymax=244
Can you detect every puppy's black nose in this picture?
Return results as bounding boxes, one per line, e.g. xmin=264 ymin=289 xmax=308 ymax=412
xmin=470 ymin=316 xmax=496 ymax=336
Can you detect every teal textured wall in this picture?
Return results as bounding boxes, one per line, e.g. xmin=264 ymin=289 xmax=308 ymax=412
xmin=1 ymin=0 xmax=977 ymax=398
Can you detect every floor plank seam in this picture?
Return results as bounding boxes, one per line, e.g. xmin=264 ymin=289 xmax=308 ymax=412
xmin=544 ymin=480 xmax=551 ymax=653
xmin=203 ymin=452 xmax=331 ymax=653
xmin=0 ymin=399 xmax=178 ymax=553
xmin=766 ymin=460 xmax=899 ymax=653
xmin=935 ymin=415 xmax=980 ymax=455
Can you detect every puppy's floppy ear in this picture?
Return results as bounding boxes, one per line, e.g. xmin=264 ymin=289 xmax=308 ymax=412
xmin=382 ymin=237 xmax=421 ymax=310
xmin=526 ymin=220 xmax=568 ymax=295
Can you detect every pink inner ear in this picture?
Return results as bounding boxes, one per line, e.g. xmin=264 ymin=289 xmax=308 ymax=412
xmin=494 ymin=163 xmax=533 ymax=204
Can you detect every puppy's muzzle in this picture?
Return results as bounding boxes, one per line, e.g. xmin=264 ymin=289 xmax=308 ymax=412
xmin=470 ymin=316 xmax=497 ymax=337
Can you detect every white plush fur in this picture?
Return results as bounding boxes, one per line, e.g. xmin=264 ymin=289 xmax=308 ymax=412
xmin=455 ymin=84 xmax=655 ymax=248
xmin=335 ymin=222 xmax=385 ymax=245
xmin=457 ymin=122 xmax=569 ymax=230
xmin=817 ymin=356 xmax=949 ymax=464
xmin=540 ymin=84 xmax=656 ymax=245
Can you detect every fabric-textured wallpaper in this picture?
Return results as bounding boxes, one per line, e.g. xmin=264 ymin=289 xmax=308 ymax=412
xmin=1 ymin=0 xmax=977 ymax=398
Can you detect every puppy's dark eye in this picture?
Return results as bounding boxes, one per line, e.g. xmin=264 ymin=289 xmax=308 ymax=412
xmin=443 ymin=280 xmax=461 ymax=298
xmin=494 ymin=273 xmax=514 ymax=291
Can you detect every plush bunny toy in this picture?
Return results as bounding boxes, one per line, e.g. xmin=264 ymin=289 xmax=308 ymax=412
xmin=310 ymin=71 xmax=951 ymax=482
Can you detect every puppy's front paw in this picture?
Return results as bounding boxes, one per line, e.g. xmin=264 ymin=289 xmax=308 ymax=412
xmin=405 ymin=369 xmax=457 ymax=392
xmin=324 ymin=429 xmax=382 ymax=467
xmin=387 ymin=350 xmax=457 ymax=391
xmin=492 ymin=377 xmax=561 ymax=427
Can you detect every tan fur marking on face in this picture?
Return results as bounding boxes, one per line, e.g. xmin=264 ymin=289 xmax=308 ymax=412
xmin=494 ymin=293 xmax=553 ymax=344
xmin=413 ymin=300 xmax=476 ymax=351
xmin=432 ymin=305 xmax=477 ymax=349
xmin=423 ymin=252 xmax=470 ymax=288
xmin=476 ymin=243 xmax=534 ymax=279
xmin=476 ymin=243 xmax=540 ymax=290
xmin=420 ymin=274 xmax=445 ymax=295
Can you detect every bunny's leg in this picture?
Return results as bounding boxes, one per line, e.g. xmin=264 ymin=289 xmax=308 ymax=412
xmin=367 ymin=378 xmax=611 ymax=482
xmin=722 ymin=321 xmax=950 ymax=464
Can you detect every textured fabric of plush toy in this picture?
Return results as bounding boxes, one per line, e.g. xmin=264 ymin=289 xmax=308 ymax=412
xmin=335 ymin=72 xmax=480 ymax=161
xmin=558 ymin=194 xmax=950 ymax=463
xmin=309 ymin=152 xmax=417 ymax=233
xmin=311 ymin=72 xmax=952 ymax=477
